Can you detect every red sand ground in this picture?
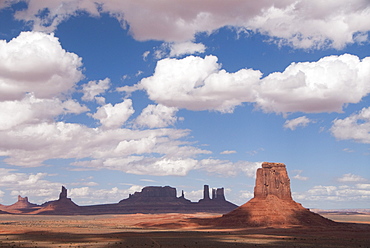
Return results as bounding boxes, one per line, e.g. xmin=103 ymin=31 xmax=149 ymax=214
xmin=0 ymin=212 xmax=369 ymax=247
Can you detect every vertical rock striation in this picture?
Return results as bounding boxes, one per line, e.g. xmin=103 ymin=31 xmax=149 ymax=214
xmin=254 ymin=162 xmax=292 ymax=200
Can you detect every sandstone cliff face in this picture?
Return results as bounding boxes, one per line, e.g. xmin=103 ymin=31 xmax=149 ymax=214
xmin=254 ymin=162 xmax=292 ymax=200
xmin=213 ymin=162 xmax=337 ymax=227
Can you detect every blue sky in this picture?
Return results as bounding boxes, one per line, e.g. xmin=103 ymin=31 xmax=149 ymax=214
xmin=0 ymin=0 xmax=369 ymax=209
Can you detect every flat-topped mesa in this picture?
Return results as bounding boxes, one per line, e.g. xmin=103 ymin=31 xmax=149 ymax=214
xmin=141 ymin=186 xmax=176 ymax=197
xmin=125 ymin=186 xmax=180 ymax=202
xmin=254 ymin=162 xmax=292 ymax=200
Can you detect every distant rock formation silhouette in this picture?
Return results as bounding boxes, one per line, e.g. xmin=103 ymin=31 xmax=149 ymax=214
xmin=59 ymin=186 xmax=68 ymax=200
xmin=123 ymin=186 xmax=184 ymax=202
xmin=0 ymin=195 xmax=39 ymax=214
xmin=114 ymin=185 xmax=237 ymax=214
xmin=211 ymin=162 xmax=337 ymax=227
xmin=33 ymin=186 xmax=80 ymax=215
xmin=203 ymin=185 xmax=210 ymax=200
xmin=0 ymin=184 xmax=237 ymax=215
xmin=13 ymin=196 xmax=38 ymax=209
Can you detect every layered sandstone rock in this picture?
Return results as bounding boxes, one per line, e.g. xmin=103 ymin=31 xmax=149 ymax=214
xmin=212 ymin=162 xmax=337 ymax=227
xmin=254 ymin=162 xmax=292 ymax=200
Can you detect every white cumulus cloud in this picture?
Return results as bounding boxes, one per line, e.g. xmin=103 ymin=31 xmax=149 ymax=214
xmin=74 ymin=157 xmax=200 ymax=177
xmin=337 ymin=173 xmax=367 ymax=183
xmin=0 ymin=119 xmax=212 ymax=172
xmin=0 ymin=168 xmax=62 ymax=203
xmin=284 ymin=116 xmax=312 ymax=130
xmin=92 ymin=99 xmax=135 ymax=129
xmin=3 ymin=0 xmax=370 ymax=49
xmin=0 ymin=31 xmax=88 ymax=132
xmin=331 ymin=106 xmax=370 ymax=144
xmin=0 ymin=94 xmax=87 ymax=131
xmin=169 ymin=41 xmax=206 ymax=57
xmin=122 ymin=54 xmax=370 ymax=115
xmin=199 ymin=159 xmax=261 ymax=177
xmin=257 ymin=54 xmax=370 ymax=113
xmin=69 ymin=185 xmax=142 ymax=205
xmin=135 ymin=104 xmax=178 ymax=128
xmin=81 ymin=78 xmax=111 ymax=102
xmin=0 ymin=31 xmax=83 ymax=101
xmin=131 ymin=55 xmax=261 ymax=113
xmin=154 ymin=41 xmax=206 ymax=59
xmin=294 ymin=183 xmax=370 ymax=205
xmin=220 ymin=150 xmax=237 ymax=155
xmin=293 ymin=174 xmax=309 ymax=181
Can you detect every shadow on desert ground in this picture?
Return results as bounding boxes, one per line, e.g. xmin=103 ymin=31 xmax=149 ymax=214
xmin=0 ymin=213 xmax=370 ymax=248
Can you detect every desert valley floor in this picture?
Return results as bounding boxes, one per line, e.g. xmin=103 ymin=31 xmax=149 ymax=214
xmin=1 ymin=163 xmax=369 ymax=247
xmin=0 ymin=212 xmax=369 ymax=248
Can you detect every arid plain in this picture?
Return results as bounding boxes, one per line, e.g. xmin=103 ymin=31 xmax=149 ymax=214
xmin=1 ymin=163 xmax=369 ymax=247
xmin=0 ymin=212 xmax=370 ymax=247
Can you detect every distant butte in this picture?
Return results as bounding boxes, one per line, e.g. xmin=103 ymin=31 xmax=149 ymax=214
xmin=0 ymin=161 xmax=346 ymax=227
xmin=114 ymin=185 xmax=237 ymax=214
xmin=210 ymin=162 xmax=337 ymax=227
xmin=0 ymin=195 xmax=39 ymax=214
xmin=0 ymin=184 xmax=237 ymax=215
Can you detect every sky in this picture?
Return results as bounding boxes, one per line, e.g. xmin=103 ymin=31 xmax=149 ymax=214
xmin=0 ymin=0 xmax=369 ymax=210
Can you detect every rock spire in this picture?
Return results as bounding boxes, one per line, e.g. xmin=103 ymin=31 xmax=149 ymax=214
xmin=59 ymin=186 xmax=68 ymax=200
xmin=203 ymin=185 xmax=210 ymax=200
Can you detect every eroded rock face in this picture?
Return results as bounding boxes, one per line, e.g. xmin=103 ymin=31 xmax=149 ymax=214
xmin=254 ymin=162 xmax=292 ymax=200
xmin=212 ymin=162 xmax=337 ymax=227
